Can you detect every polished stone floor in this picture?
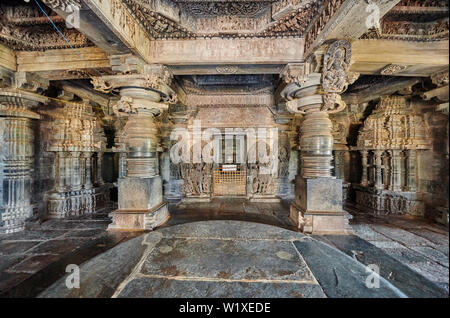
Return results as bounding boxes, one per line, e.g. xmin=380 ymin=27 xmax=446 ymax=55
xmin=0 ymin=200 xmax=448 ymax=298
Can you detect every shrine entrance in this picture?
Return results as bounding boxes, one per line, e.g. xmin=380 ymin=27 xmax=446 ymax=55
xmin=211 ymin=132 xmax=247 ymax=197
xmin=212 ymin=166 xmax=247 ymax=197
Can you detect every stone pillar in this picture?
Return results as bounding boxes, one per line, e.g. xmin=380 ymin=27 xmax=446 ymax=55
xmin=83 ymin=152 xmax=93 ymax=189
xmin=280 ymin=41 xmax=355 ymax=234
xmin=389 ymin=149 xmax=402 ymax=191
xmin=405 ymin=149 xmax=417 ymax=192
xmin=92 ymin=63 xmax=177 ymax=231
xmin=0 ymin=88 xmax=47 ymax=233
xmin=300 ymin=110 xmax=334 ymax=178
xmin=382 ymin=151 xmax=390 ymax=189
xmin=360 ymin=150 xmax=369 ymax=186
xmin=374 ymin=150 xmax=383 ymax=190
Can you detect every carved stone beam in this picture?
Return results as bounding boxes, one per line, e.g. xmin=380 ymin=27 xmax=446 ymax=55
xmin=422 ymin=70 xmax=449 ymax=103
xmin=343 ymin=76 xmax=421 ymax=105
xmin=82 ymin=0 xmax=154 ymax=61
xmin=40 ymin=0 xmax=130 ymax=56
xmin=58 ymin=80 xmax=110 ymax=107
xmin=304 ymin=0 xmax=401 ymax=56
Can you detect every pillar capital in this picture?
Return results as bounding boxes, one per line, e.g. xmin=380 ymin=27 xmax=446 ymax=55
xmin=281 ymin=40 xmax=357 ymax=116
xmin=91 ymin=63 xmax=177 ymax=117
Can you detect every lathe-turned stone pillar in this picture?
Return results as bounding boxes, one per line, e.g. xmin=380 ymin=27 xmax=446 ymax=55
xmin=92 ymin=63 xmax=177 ymax=231
xmin=0 ymin=87 xmax=48 ymax=233
xmin=280 ymin=41 xmax=355 ymax=234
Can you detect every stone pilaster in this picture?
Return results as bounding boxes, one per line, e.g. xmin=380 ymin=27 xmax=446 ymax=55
xmin=280 ymin=40 xmax=354 ymax=234
xmin=92 ymin=62 xmax=177 ymax=231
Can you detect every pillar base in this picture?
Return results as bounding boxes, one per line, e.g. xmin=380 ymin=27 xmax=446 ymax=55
xmin=109 ymin=176 xmax=169 ymax=231
xmin=289 ymin=203 xmax=353 ymax=234
xmin=108 ymin=202 xmax=170 ymax=231
xmin=290 ymin=177 xmax=353 ymax=234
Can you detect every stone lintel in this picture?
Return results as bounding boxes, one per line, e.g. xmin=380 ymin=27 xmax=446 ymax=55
xmin=147 ymin=38 xmax=305 ymax=65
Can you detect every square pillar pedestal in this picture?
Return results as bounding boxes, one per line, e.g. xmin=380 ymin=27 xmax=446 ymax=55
xmin=108 ymin=176 xmax=170 ymax=231
xmin=290 ymin=176 xmax=353 ymax=234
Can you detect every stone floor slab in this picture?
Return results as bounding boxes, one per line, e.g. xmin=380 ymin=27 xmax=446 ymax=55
xmin=293 ymin=239 xmax=407 ymax=298
xmin=159 ymin=220 xmax=302 ymax=241
xmin=0 ymin=241 xmax=41 ymax=256
xmin=369 ymin=225 xmax=434 ymax=247
xmin=409 ymin=246 xmax=449 ymax=268
xmin=141 ymin=236 xmax=314 ymax=282
xmin=312 ymin=235 xmax=447 ymax=298
xmin=117 ymin=276 xmax=326 ymax=298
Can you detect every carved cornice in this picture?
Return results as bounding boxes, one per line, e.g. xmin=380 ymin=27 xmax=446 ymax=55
xmin=122 ymin=0 xmax=195 ymax=39
xmin=262 ymin=1 xmax=322 ymax=36
xmin=304 ymin=0 xmax=345 ymax=53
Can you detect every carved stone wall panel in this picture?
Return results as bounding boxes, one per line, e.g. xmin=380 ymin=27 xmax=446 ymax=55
xmin=39 ymin=101 xmax=110 ymax=219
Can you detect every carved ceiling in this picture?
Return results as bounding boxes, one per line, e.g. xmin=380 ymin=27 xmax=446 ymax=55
xmin=361 ymin=0 xmax=449 ymax=41
xmin=120 ymin=0 xmax=326 ymax=38
xmin=0 ymin=1 xmax=93 ymax=51
xmin=2 ymin=0 xmax=448 ymax=50
xmin=174 ymin=0 xmax=275 ymax=18
xmin=177 ymin=74 xmax=275 ymax=95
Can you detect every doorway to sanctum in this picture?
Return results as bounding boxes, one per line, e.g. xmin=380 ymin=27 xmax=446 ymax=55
xmin=211 ymin=132 xmax=247 ymax=197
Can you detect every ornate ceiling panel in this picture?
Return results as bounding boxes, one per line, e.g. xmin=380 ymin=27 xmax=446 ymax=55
xmin=0 ymin=2 xmax=93 ymax=51
xmin=361 ymin=0 xmax=449 ymax=42
xmin=174 ymin=0 xmax=275 ymax=17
